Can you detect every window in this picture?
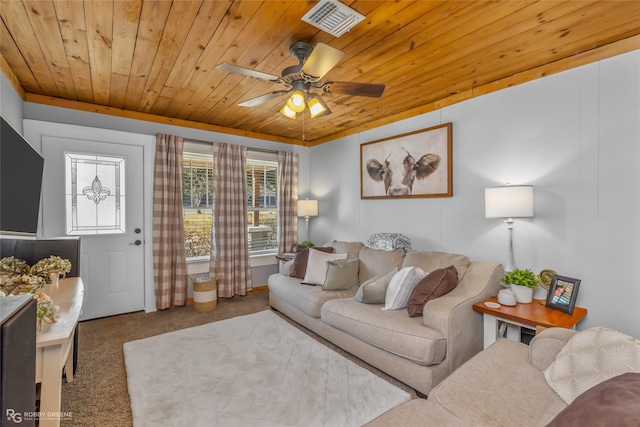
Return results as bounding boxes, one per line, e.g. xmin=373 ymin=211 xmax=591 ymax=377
xmin=182 ymin=153 xmax=213 ymax=258
xmin=246 ymin=160 xmax=278 ymax=254
xmin=182 ymin=149 xmax=278 ymax=259
xmin=65 ymin=152 xmax=126 ymax=235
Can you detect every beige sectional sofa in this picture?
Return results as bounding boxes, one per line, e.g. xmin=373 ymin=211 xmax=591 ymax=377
xmin=267 ymin=241 xmax=503 ymax=396
xmin=367 ymin=327 xmax=640 ymax=426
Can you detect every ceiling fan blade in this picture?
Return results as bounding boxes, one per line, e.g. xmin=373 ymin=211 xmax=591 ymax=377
xmin=238 ymin=91 xmax=289 ymax=107
xmin=301 ymin=43 xmax=345 ymax=79
xmin=215 ymin=63 xmax=280 ymax=82
xmin=324 ymin=81 xmax=385 ymax=98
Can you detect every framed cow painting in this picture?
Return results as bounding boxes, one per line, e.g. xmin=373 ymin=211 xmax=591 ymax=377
xmin=360 ymin=123 xmax=452 ymax=199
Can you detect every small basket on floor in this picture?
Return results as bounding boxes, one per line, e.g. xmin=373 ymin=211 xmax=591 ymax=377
xmin=189 ymin=273 xmax=222 ymax=312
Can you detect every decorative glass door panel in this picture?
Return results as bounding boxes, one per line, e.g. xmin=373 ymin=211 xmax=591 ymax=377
xmin=65 ymin=153 xmax=126 ymax=235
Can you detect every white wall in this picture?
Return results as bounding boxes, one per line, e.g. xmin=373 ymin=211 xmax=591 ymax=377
xmin=310 ymin=50 xmax=640 ymax=338
xmin=0 ymin=73 xmax=24 ymax=132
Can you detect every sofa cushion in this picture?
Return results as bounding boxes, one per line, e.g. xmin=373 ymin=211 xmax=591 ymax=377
xmin=407 ymin=265 xmax=458 ymax=318
xmin=354 ymin=267 xmax=397 ymax=304
xmin=302 ymin=249 xmax=347 ymax=285
xmin=290 ymin=246 xmax=333 ymax=279
xmin=402 ymin=251 xmax=470 ymax=283
xmin=326 ymin=241 xmax=364 ymax=260
xmin=544 ymin=327 xmax=640 ymax=404
xmin=321 ymin=298 xmax=447 ymax=366
xmin=429 ymin=338 xmax=566 ymax=426
xmin=383 ymin=267 xmax=427 ymax=311
xmin=358 ymin=246 xmax=405 ymax=284
xmin=322 ymin=258 xmax=359 ymax=291
xmin=268 ymin=274 xmax=357 ymax=318
xmin=546 ymin=372 xmax=640 ymax=427
xmin=365 ymin=399 xmax=469 ymax=427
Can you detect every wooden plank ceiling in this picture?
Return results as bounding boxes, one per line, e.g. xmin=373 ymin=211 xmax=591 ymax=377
xmin=1 ymin=1 xmax=639 ymax=146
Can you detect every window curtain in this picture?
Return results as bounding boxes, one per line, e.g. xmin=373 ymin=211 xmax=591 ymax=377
xmin=277 ymin=151 xmax=299 ymax=254
xmin=210 ymin=143 xmax=253 ymax=297
xmin=153 ymin=133 xmax=187 ymax=309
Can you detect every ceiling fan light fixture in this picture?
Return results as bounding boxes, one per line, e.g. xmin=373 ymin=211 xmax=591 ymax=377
xmin=287 ymin=90 xmax=306 ymax=113
xmin=280 ymin=104 xmax=297 ymax=119
xmin=308 ymin=95 xmax=331 ymax=118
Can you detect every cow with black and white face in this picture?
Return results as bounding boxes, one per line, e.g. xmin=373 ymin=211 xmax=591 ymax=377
xmin=366 ymin=146 xmax=441 ymax=196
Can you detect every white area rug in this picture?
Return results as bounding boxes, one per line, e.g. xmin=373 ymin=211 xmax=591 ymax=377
xmin=124 ymin=310 xmax=410 ymax=427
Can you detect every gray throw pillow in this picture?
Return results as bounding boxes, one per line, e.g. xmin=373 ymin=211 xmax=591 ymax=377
xmin=322 ymin=258 xmax=359 ymax=291
xmin=354 ymin=267 xmax=398 ymax=304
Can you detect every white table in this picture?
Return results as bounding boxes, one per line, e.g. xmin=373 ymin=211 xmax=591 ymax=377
xmin=36 ymin=277 xmax=84 ymax=427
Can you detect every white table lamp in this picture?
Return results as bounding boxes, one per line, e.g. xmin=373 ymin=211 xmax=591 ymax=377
xmin=297 ymin=198 xmax=318 ymax=242
xmin=485 ymin=185 xmax=534 ymax=272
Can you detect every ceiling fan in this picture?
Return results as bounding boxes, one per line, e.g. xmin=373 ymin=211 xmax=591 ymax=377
xmin=215 ymin=41 xmax=385 ymax=119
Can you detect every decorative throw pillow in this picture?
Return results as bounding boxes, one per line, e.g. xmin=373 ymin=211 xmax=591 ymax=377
xmin=406 ymin=265 xmax=458 ymax=318
xmin=289 ymin=246 xmax=333 ymax=279
xmin=544 ymin=327 xmax=640 ymax=404
xmin=302 ymin=249 xmax=347 ymax=286
xmin=546 ymin=372 xmax=640 ymax=427
xmin=382 ymin=267 xmax=427 ymax=311
xmin=322 ymin=258 xmax=360 ymax=291
xmin=354 ymin=267 xmax=398 ymax=304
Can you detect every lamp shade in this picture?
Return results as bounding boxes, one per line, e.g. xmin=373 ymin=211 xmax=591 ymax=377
xmin=485 ymin=186 xmax=534 ymax=218
xmin=297 ymin=199 xmax=318 ymax=217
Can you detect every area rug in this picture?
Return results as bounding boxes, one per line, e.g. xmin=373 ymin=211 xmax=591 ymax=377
xmin=123 ymin=310 xmax=410 ymax=427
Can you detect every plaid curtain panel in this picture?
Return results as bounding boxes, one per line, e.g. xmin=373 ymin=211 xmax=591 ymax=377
xmin=277 ymin=151 xmax=299 ymax=254
xmin=153 ymin=133 xmax=187 ymax=309
xmin=210 ymin=143 xmax=253 ymax=297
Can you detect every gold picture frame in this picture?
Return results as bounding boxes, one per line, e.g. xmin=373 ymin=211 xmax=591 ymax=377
xmin=360 ymin=123 xmax=452 ymax=199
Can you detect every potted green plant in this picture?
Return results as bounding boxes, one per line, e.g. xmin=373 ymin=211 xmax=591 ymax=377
xmin=300 ymin=241 xmax=315 ymax=248
xmin=501 ymin=268 xmax=538 ymax=303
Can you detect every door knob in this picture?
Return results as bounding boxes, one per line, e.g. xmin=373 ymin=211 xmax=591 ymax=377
xmin=130 ymin=240 xmax=142 ymax=246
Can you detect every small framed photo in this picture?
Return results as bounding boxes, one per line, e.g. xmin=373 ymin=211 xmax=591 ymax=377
xmin=545 ymin=275 xmax=581 ymax=315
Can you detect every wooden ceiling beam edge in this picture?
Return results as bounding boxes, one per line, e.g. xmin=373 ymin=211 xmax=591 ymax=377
xmin=23 ymin=93 xmax=306 ymax=147
xmin=0 ymin=54 xmax=26 ymax=100
xmin=307 ymin=34 xmax=640 ymax=147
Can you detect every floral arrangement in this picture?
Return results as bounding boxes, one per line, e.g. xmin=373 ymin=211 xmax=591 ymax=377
xmin=30 ymin=256 xmax=72 ymax=279
xmin=0 ymin=256 xmax=30 ymax=276
xmin=35 ymin=293 xmax=58 ymax=331
xmin=2 ymin=274 xmax=46 ymax=295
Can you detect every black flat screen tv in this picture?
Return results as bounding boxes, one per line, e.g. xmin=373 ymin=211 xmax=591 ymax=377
xmin=0 ymin=116 xmax=44 ymax=236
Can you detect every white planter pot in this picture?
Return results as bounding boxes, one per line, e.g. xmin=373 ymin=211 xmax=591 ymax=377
xmin=49 ymin=271 xmax=60 ymax=286
xmin=510 ymin=284 xmax=534 ymax=303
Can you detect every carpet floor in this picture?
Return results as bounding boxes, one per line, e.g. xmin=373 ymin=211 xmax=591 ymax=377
xmin=60 ymin=291 xmax=417 ymax=426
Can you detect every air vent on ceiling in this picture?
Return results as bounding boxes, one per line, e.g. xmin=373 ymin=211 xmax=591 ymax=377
xmin=302 ymin=0 xmax=365 ymax=38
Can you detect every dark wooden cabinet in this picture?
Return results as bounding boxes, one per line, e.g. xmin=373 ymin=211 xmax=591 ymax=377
xmin=1 ymin=295 xmax=37 ymax=427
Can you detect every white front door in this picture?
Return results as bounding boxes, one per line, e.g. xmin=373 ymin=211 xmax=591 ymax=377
xmin=41 ymin=136 xmax=145 ymax=320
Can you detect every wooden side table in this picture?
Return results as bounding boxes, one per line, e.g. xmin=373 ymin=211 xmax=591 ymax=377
xmin=473 ymin=297 xmax=587 ymax=349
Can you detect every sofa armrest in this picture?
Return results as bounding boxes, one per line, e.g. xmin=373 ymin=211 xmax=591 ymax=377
xmin=422 ymin=261 xmax=503 ymax=372
xmin=529 ymin=327 xmax=578 ymax=370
